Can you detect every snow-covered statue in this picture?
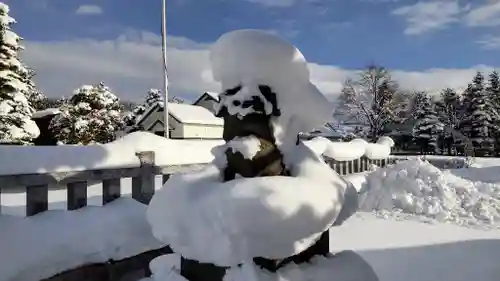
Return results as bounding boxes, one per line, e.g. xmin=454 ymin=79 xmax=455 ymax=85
xmin=146 ymin=30 xmax=378 ymax=281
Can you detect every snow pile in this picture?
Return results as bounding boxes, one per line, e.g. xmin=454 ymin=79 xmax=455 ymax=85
xmin=147 ymin=144 xmax=347 ymax=266
xmin=359 ymin=159 xmax=500 ymax=228
xmin=0 ymin=141 xmax=140 ymax=175
xmin=303 ymin=136 xmax=330 ymax=155
xmin=0 ymin=198 xmax=164 ymax=281
xmin=0 ymin=132 xmax=223 ymax=175
xmin=323 ymin=141 xmax=366 ymax=161
xmin=211 ymin=29 xmax=333 ymax=153
xmin=113 ymin=131 xmax=224 ymax=165
xmin=303 ymin=136 xmax=394 ymax=161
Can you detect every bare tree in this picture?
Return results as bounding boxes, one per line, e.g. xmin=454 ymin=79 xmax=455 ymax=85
xmin=335 ymin=65 xmax=400 ymax=141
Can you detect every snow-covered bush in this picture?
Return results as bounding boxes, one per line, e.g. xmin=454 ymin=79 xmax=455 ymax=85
xmin=0 ymin=3 xmax=39 ymax=144
xmin=50 ymin=82 xmax=123 ymax=144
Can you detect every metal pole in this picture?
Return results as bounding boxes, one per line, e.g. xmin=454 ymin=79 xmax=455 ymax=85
xmin=161 ymin=0 xmax=169 ymax=138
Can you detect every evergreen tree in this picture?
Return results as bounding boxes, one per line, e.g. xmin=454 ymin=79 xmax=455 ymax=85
xmin=145 ymin=88 xmax=163 ymax=108
xmin=412 ymin=93 xmax=443 ymax=154
xmin=435 ymin=88 xmax=461 ymax=155
xmin=486 ymin=70 xmax=500 ymax=154
xmin=50 ymin=82 xmax=124 ymax=144
xmin=24 ymin=68 xmax=49 ymax=111
xmin=0 ymin=3 xmax=39 ymax=144
xmin=460 ymin=72 xmax=495 ymax=156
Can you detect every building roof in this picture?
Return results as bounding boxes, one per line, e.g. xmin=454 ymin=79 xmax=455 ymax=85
xmin=32 ymin=108 xmax=61 ymax=119
xmin=192 ymin=92 xmax=220 ymax=105
xmin=137 ymin=102 xmax=223 ymax=126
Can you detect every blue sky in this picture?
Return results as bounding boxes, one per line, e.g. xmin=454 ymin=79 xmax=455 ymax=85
xmin=4 ymin=0 xmax=500 ymax=101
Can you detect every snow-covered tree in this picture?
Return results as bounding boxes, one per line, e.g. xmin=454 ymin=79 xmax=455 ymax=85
xmin=24 ymin=68 xmax=49 ymax=110
xmin=435 ymin=88 xmax=461 ymax=154
xmin=486 ymin=70 xmax=500 ymax=154
xmin=145 ymin=88 xmax=186 ymax=108
xmin=460 ymin=72 xmax=495 ymax=156
xmin=50 ymin=82 xmax=123 ymax=144
xmin=412 ymin=93 xmax=443 ymax=154
xmin=145 ymin=88 xmax=162 ymax=107
xmin=121 ymin=103 xmax=146 ymax=131
xmin=335 ymin=65 xmax=400 ymax=141
xmin=0 ymin=3 xmax=39 ymax=144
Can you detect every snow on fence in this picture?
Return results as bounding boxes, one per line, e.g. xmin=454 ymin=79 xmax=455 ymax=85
xmin=0 ymin=152 xmax=393 ymax=217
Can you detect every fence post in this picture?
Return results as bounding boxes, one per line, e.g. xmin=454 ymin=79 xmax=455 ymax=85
xmin=26 ymin=184 xmax=49 ymax=216
xmin=132 ymin=151 xmax=156 ymax=204
xmin=67 ymin=181 xmax=88 ymax=210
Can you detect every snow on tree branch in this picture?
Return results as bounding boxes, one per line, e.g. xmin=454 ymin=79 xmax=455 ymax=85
xmin=0 ymin=2 xmax=39 ymax=144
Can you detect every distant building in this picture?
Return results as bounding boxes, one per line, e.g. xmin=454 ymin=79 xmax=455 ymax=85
xmin=31 ymin=108 xmax=60 ymax=145
xmin=135 ymin=102 xmax=224 ymax=139
xmin=192 ymin=92 xmax=219 ymax=114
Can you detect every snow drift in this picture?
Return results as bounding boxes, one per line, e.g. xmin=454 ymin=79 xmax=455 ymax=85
xmin=359 ymin=159 xmax=500 ymax=228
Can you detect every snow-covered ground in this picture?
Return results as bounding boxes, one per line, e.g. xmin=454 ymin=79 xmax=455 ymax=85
xmin=2 ymin=158 xmax=500 ymax=281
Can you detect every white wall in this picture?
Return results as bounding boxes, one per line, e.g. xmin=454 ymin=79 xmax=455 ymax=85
xmin=180 ymin=124 xmax=223 ymax=139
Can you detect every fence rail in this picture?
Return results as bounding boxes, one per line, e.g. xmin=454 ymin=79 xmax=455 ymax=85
xmin=0 ymin=152 xmax=394 ymax=217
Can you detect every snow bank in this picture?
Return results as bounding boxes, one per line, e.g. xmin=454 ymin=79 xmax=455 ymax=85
xmin=359 ymin=159 xmax=500 ymax=228
xmin=303 ymin=136 xmax=330 ymax=155
xmin=113 ymin=132 xmax=224 ymax=166
xmin=364 ymin=143 xmax=391 ymax=160
xmin=147 ymin=144 xmax=348 ymax=267
xmin=303 ymin=136 xmax=393 ymax=161
xmin=323 ymin=141 xmax=366 ymax=161
xmin=0 ymin=132 xmax=223 ymax=175
xmin=0 ymin=198 xmax=164 ymax=281
xmin=0 ymin=142 xmax=139 ymax=175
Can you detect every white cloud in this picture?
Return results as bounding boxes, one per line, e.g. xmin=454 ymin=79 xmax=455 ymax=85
xmin=464 ymin=1 xmax=500 ymax=27
xmin=75 ymin=5 xmax=103 ymax=15
xmin=391 ymin=1 xmax=469 ymax=35
xmin=20 ymin=30 xmax=497 ymax=103
xmin=477 ymin=35 xmax=500 ymax=50
xmin=241 ymin=0 xmax=296 ymax=7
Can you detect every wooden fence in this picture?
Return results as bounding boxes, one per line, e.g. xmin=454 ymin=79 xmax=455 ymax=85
xmin=0 ymin=152 xmax=394 ymax=217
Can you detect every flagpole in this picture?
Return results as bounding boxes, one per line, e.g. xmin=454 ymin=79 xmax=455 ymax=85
xmin=161 ymin=0 xmax=169 ymax=138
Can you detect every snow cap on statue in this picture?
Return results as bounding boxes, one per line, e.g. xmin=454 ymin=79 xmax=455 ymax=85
xmin=210 ymin=29 xmax=333 ymax=149
xmin=210 ymin=29 xmax=310 ymax=86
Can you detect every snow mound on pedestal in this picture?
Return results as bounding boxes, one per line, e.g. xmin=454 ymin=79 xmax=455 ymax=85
xmin=359 ymin=159 xmax=500 ymax=228
xmin=147 ymin=144 xmax=347 ymax=267
xmin=210 ymin=29 xmax=333 ymax=152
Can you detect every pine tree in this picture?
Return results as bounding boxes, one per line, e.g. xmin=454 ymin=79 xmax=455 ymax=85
xmin=24 ymin=68 xmax=48 ymax=111
xmin=0 ymin=3 xmax=39 ymax=144
xmin=460 ymin=72 xmax=495 ymax=156
xmin=145 ymin=88 xmax=163 ymax=108
xmin=486 ymin=70 xmax=500 ymax=154
xmin=412 ymin=93 xmax=443 ymax=154
xmin=50 ymin=82 xmax=124 ymax=144
xmin=435 ymin=88 xmax=461 ymax=155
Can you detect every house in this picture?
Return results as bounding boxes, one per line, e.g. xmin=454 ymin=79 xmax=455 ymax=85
xmin=31 ymin=108 xmax=61 ymax=145
xmin=135 ymin=102 xmax=224 ymax=139
xmin=192 ymin=92 xmax=219 ymax=114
